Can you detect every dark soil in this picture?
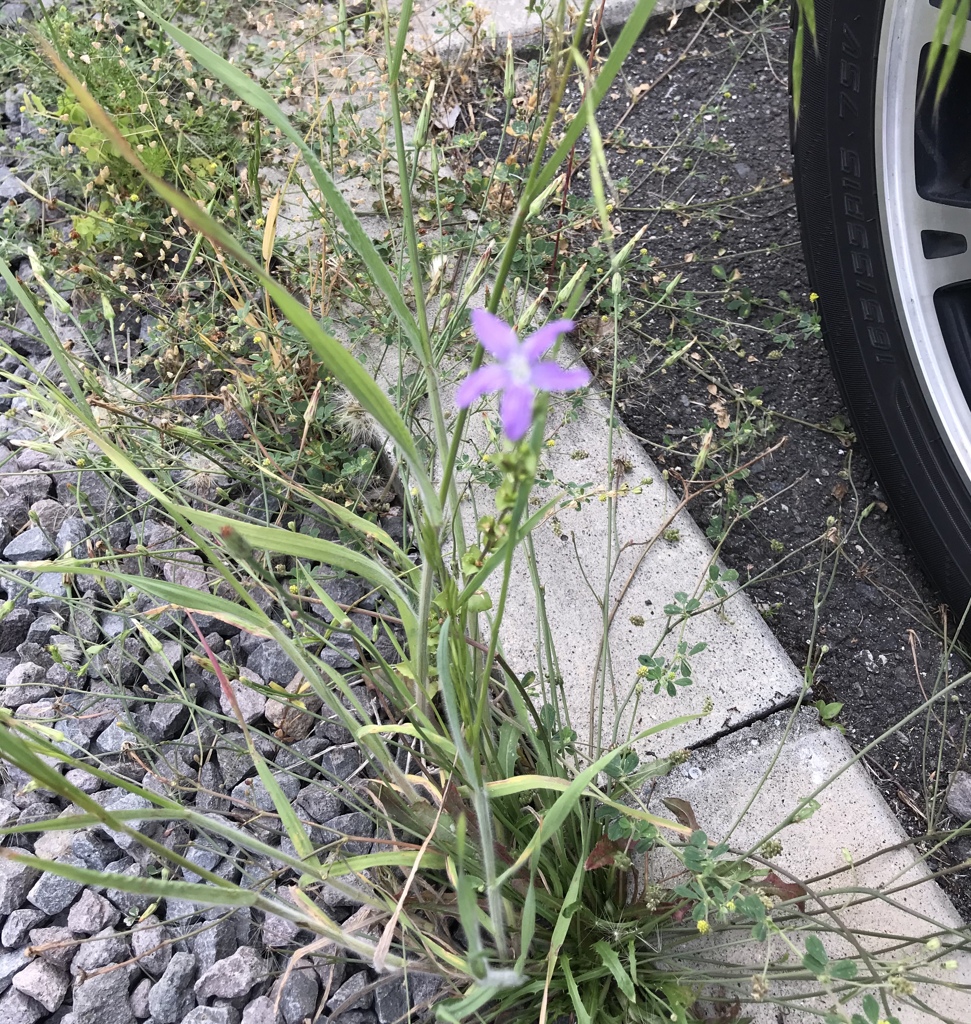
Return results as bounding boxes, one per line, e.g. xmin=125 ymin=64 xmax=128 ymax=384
xmin=587 ymin=0 xmax=971 ymax=918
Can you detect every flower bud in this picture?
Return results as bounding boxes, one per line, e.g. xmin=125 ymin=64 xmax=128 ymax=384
xmin=504 ymin=35 xmax=515 ymax=103
xmin=414 ymin=80 xmax=435 ymax=149
xmin=610 ymin=225 xmax=648 ymax=271
xmin=527 ymin=175 xmax=563 ymax=219
xmin=556 ymin=262 xmax=588 ymax=307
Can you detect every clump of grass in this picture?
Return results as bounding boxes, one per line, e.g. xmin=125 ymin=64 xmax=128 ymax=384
xmin=0 ymin=3 xmax=968 ymax=1024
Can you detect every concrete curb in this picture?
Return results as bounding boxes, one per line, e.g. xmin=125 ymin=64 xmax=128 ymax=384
xmin=411 ymin=0 xmax=695 ymax=56
xmin=659 ymin=710 xmax=971 ymax=1022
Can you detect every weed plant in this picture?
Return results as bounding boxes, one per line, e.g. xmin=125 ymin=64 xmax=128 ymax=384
xmin=0 ymin=2 xmax=969 ymax=1023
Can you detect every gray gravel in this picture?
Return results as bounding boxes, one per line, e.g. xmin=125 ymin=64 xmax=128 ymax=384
xmin=0 ymin=39 xmax=433 ymax=1024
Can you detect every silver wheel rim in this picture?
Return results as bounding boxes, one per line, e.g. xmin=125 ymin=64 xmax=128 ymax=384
xmin=878 ymin=0 xmax=971 ymax=487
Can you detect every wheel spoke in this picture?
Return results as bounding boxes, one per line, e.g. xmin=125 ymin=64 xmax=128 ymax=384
xmin=914 ymin=198 xmax=971 ymax=294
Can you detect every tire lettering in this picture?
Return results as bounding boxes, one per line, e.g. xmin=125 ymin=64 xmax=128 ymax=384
xmin=852 ymin=251 xmax=874 ymax=277
xmin=860 ymin=297 xmax=884 ymax=322
xmin=840 ymin=60 xmax=860 ymax=92
xmin=840 ymin=147 xmax=861 ymax=176
xmin=841 ymin=24 xmax=861 ymax=59
xmin=847 ymin=221 xmax=868 ymax=248
xmin=839 ymin=92 xmax=859 ymax=118
xmin=868 ymin=326 xmax=891 ymax=350
xmin=844 ymin=193 xmax=864 ymax=218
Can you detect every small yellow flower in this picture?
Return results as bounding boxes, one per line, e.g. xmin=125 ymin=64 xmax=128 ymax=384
xmin=809 ymin=291 xmax=819 ymax=302
xmin=696 ymin=920 xmax=710 ymax=935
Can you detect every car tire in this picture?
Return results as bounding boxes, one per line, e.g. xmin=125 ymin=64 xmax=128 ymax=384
xmin=792 ymin=0 xmax=971 ymax=623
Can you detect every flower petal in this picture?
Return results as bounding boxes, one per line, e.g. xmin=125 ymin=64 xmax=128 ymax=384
xmin=529 ymin=361 xmax=591 ymax=393
xmin=455 ymin=364 xmax=509 ymax=409
xmin=471 ymin=309 xmax=519 ymax=359
xmin=520 ymin=319 xmax=575 ymax=361
xmin=500 ymin=384 xmax=535 ymax=442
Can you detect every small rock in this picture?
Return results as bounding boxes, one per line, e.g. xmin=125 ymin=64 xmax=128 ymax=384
xmin=1 ymin=909 xmax=46 ymax=947
xmin=328 ymin=971 xmax=372 ymax=1012
xmin=0 ymin=472 xmax=52 ymax=505
xmin=91 ymin=637 xmax=144 ymax=688
xmin=131 ymin=915 xmax=171 ymax=976
xmin=3 ymin=662 xmax=52 ymax=707
xmin=12 ymin=959 xmax=69 ymax=1013
xmin=13 ymin=641 xmax=51 ymax=669
xmin=141 ymin=642 xmax=183 ymax=689
xmin=0 ymin=494 xmax=29 ymax=531
xmin=71 ymin=968 xmax=135 ymax=1024
xmin=180 ymin=836 xmax=228 ymax=885
xmin=219 ymin=668 xmax=267 ymax=724
xmin=0 ymin=4 xmax=30 ymax=28
xmin=0 ymin=172 xmax=30 ymax=202
xmin=374 ymin=971 xmax=443 ymax=1023
xmin=231 ymin=773 xmax=301 ymax=815
xmin=0 ymin=606 xmax=33 ymax=650
xmin=25 ymin=613 xmax=60 ymax=646
xmin=33 ymin=820 xmax=76 ymax=861
xmin=319 ymin=746 xmax=363 ymax=782
xmin=321 ymin=811 xmax=374 ymax=856
xmin=68 ymin=889 xmax=121 ymax=935
xmin=73 ymin=830 xmax=120 ymax=872
xmin=240 ymin=996 xmax=281 ymax=1024
xmin=103 ymin=862 xmax=154 ymax=916
xmin=145 ymin=698 xmax=190 ymax=742
xmin=272 ymin=967 xmax=319 ymax=1024
xmin=70 ymin=927 xmax=129 ymax=976
xmin=216 ymin=738 xmax=255 ymax=790
xmin=0 ymin=987 xmax=46 ymax=1024
xmin=56 ymin=471 xmax=121 ymax=520
xmin=0 ymin=948 xmax=31 ymax=993
xmin=25 ymin=573 xmax=69 ymax=615
xmin=163 ymin=554 xmax=209 ymax=591
xmin=947 ymin=770 xmax=971 ymax=821
xmin=264 ymin=679 xmax=321 ymax=742
xmin=148 ymin=951 xmax=197 ymax=1024
xmin=65 ymin=768 xmax=102 ymax=794
xmin=193 ymin=947 xmax=270 ymax=1002
xmin=29 ymin=499 xmax=70 ymax=537
xmin=27 ymin=927 xmax=77 ymax=971
xmin=182 ymin=1008 xmax=240 ymax=1024
xmin=2 ymin=525 xmax=56 ymax=561
xmin=0 ymin=860 xmax=40 ymax=914
xmin=246 ymin=642 xmax=297 ymax=687
xmin=27 ymin=858 xmax=84 ymax=914
xmin=94 ymin=719 xmax=135 ymax=756
xmin=55 ymin=518 xmax=89 ymax=557
xmin=100 ymin=793 xmax=159 ymax=851
xmin=195 ymin=761 xmax=229 ymax=814
xmin=189 ymin=918 xmax=236 ymax=974
xmin=295 ymin=784 xmax=343 ymax=825
xmin=129 ymin=977 xmax=152 ymax=1020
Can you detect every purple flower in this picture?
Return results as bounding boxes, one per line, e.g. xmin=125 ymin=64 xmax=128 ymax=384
xmin=455 ymin=310 xmax=591 ymax=442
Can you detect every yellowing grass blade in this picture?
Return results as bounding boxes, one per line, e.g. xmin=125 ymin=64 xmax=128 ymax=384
xmin=263 ymin=190 xmax=283 ymax=265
